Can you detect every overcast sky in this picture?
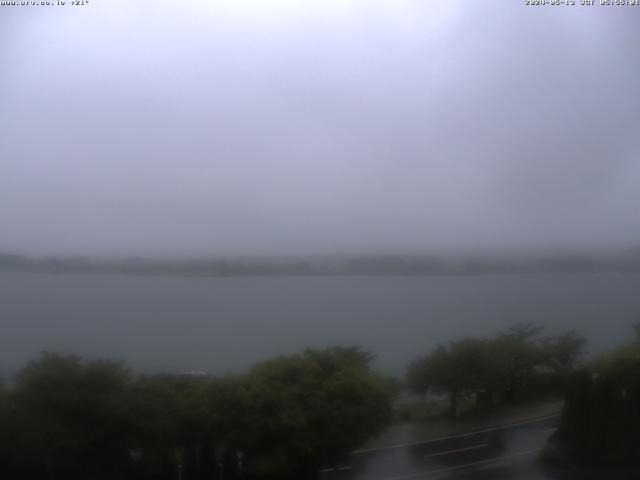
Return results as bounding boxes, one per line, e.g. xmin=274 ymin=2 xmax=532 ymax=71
xmin=1 ymin=0 xmax=639 ymax=257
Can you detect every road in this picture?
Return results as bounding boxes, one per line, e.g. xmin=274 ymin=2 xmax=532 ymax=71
xmin=320 ymin=414 xmax=560 ymax=480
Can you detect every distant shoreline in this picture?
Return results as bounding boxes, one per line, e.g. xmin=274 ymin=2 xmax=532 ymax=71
xmin=1 ymin=253 xmax=639 ymax=278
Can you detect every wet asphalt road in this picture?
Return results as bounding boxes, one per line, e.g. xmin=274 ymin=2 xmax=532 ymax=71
xmin=320 ymin=415 xmax=560 ymax=480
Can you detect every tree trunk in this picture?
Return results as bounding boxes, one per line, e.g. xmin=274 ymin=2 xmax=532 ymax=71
xmin=449 ymin=390 xmax=458 ymax=418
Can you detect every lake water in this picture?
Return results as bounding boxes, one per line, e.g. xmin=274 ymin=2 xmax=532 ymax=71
xmin=1 ymin=271 xmax=639 ymax=376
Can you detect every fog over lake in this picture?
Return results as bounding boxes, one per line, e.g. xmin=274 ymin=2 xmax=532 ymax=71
xmin=2 ymin=2 xmax=640 ymax=259
xmin=2 ymin=271 xmax=638 ymax=376
xmin=2 ymin=3 xmax=640 ymax=479
xmin=2 ymin=3 xmax=640 ymax=376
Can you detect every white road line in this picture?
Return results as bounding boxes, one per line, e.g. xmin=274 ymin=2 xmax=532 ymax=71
xmin=542 ymin=428 xmax=557 ymax=434
xmin=321 ymin=465 xmax=352 ymax=473
xmin=352 ymin=413 xmax=560 ymax=455
xmin=380 ymin=448 xmax=543 ymax=480
xmin=423 ymin=443 xmax=488 ymax=459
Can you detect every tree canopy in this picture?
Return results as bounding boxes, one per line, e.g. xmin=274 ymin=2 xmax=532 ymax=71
xmin=242 ymin=347 xmax=391 ymax=478
xmin=0 ymin=347 xmax=391 ymax=480
xmin=407 ymin=324 xmax=585 ymax=416
xmin=557 ymin=326 xmax=640 ymax=467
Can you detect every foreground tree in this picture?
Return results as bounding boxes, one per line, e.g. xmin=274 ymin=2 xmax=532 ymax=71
xmin=8 ymin=352 xmax=132 ymax=479
xmin=540 ymin=330 xmax=586 ymax=374
xmin=241 ymin=346 xmax=392 ymax=479
xmin=0 ymin=376 xmax=11 ymax=470
xmin=495 ymin=324 xmax=585 ymax=401
xmin=2 ymin=347 xmax=391 ymax=479
xmin=407 ymin=324 xmax=586 ymax=414
xmin=556 ymin=326 xmax=640 ymax=467
xmin=123 ymin=372 xmax=248 ymax=480
xmin=493 ymin=323 xmax=546 ymax=402
xmin=407 ymin=338 xmax=499 ymax=417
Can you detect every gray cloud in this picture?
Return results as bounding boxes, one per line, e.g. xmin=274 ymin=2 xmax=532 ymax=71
xmin=1 ymin=0 xmax=639 ymax=256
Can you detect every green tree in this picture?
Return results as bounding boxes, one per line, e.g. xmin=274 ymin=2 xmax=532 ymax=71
xmin=124 ymin=372 xmax=247 ymax=479
xmin=493 ymin=324 xmax=585 ymax=401
xmin=558 ymin=326 xmax=640 ymax=466
xmin=407 ymin=338 xmax=499 ymax=417
xmin=125 ymin=373 xmax=190 ymax=478
xmin=10 ymin=352 xmax=132 ymax=479
xmin=3 ymin=347 xmax=393 ymax=479
xmin=493 ymin=323 xmax=545 ymax=402
xmin=407 ymin=325 xmax=586 ymax=413
xmin=0 ymin=375 xmax=11 ymax=470
xmin=540 ymin=330 xmax=586 ymax=374
xmin=241 ymin=346 xmax=392 ymax=479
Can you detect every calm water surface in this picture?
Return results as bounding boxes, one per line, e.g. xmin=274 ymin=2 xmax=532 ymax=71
xmin=2 ymin=272 xmax=639 ymax=375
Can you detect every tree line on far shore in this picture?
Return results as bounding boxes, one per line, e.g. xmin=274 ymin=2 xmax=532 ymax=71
xmin=2 ymin=251 xmax=640 ymax=277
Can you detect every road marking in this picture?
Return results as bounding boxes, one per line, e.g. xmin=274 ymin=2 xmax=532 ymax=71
xmin=380 ymin=448 xmax=542 ymax=480
xmin=542 ymin=428 xmax=557 ymax=434
xmin=352 ymin=413 xmax=560 ymax=455
xmin=321 ymin=465 xmax=352 ymax=473
xmin=423 ymin=443 xmax=488 ymax=459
